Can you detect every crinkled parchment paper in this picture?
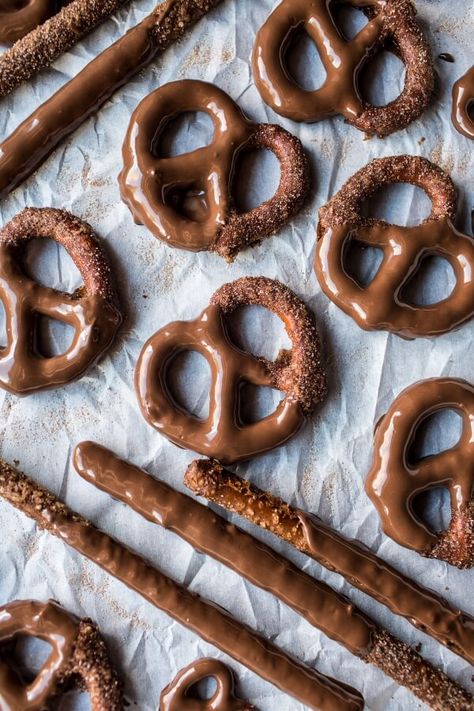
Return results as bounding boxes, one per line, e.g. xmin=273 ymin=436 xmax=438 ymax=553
xmin=0 ymin=1 xmax=473 ymax=708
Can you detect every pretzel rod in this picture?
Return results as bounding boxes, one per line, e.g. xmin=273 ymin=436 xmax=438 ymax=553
xmin=0 ymin=0 xmax=130 ymax=98
xmin=0 ymin=459 xmax=363 ymax=711
xmin=73 ymin=443 xmax=474 ymax=711
xmin=184 ymin=460 xmax=474 ymax=669
xmin=0 ymin=0 xmax=223 ymax=200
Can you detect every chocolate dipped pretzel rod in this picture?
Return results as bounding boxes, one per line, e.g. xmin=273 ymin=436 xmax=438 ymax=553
xmin=0 ymin=0 xmax=223 ymax=200
xmin=0 ymin=459 xmax=363 ymax=711
xmin=184 ymin=460 xmax=474 ymax=669
xmin=0 ymin=0 xmax=130 ymax=96
xmin=73 ymin=442 xmax=474 ymax=711
xmin=0 ymin=599 xmax=123 ymax=710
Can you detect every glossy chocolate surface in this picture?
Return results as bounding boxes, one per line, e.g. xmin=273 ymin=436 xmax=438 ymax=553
xmin=160 ymin=659 xmax=253 ymax=710
xmin=0 ymin=600 xmax=79 ymax=711
xmin=315 ymin=217 xmax=474 ymax=338
xmin=452 ymin=65 xmax=474 ymax=139
xmin=0 ymin=0 xmax=53 ymax=43
xmin=366 ymin=378 xmax=474 ymax=556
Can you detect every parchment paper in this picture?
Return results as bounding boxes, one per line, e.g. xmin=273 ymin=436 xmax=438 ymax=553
xmin=0 ymin=1 xmax=473 ymax=709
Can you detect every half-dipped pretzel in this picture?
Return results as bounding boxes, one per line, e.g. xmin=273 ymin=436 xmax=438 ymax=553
xmin=135 ymin=276 xmax=327 ymax=464
xmin=0 ymin=208 xmax=122 ymax=395
xmin=452 ymin=65 xmax=474 ymax=139
xmin=160 ymin=659 xmax=254 ymax=710
xmin=315 ymin=155 xmax=474 ymax=338
xmin=0 ymin=599 xmax=123 ymax=710
xmin=119 ymin=80 xmax=309 ymax=261
xmin=0 ymin=0 xmax=54 ymax=44
xmin=366 ymin=378 xmax=474 ymax=569
xmin=252 ymin=0 xmax=434 ymax=136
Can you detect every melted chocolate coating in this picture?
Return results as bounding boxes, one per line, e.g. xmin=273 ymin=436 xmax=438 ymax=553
xmin=0 ymin=0 xmax=53 ymax=43
xmin=0 ymin=458 xmax=364 ymax=711
xmin=0 ymin=208 xmax=122 ymax=395
xmin=119 ymin=79 xmax=309 ymax=260
xmin=135 ymin=277 xmax=326 ymax=464
xmin=160 ymin=659 xmax=254 ymax=710
xmin=252 ymin=0 xmax=434 ymax=136
xmin=74 ymin=441 xmax=375 ymax=657
xmin=0 ymin=599 xmax=123 ymax=710
xmin=316 ymin=155 xmax=474 ymax=338
xmin=366 ymin=377 xmax=474 ymax=569
xmin=452 ymin=65 xmax=474 ymax=139
xmin=0 ymin=0 xmax=223 ymax=200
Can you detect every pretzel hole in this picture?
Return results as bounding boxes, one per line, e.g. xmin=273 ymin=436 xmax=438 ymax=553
xmin=406 ymin=408 xmax=463 ymax=463
xmin=232 ymin=148 xmax=281 ymax=212
xmin=166 ymin=350 xmax=211 ymax=420
xmin=34 ymin=315 xmax=75 ymax=358
xmin=283 ymin=27 xmax=327 ymax=91
xmin=399 ymin=255 xmax=456 ymax=306
xmin=186 ymin=676 xmax=218 ymax=700
xmin=361 ymin=183 xmax=432 ymax=226
xmin=239 ymin=383 xmax=285 ymax=424
xmin=163 ymin=184 xmax=211 ymax=223
xmin=156 ymin=111 xmax=214 ymax=158
xmin=358 ymin=50 xmax=405 ymax=107
xmin=55 ymin=690 xmax=91 ymax=710
xmin=330 ymin=4 xmax=369 ymax=41
xmin=343 ymin=240 xmax=384 ymax=286
xmin=5 ymin=635 xmax=53 ymax=684
xmin=0 ymin=300 xmax=7 ymax=349
xmin=24 ymin=238 xmax=82 ymax=293
xmin=412 ymin=487 xmax=452 ymax=535
xmin=225 ymin=305 xmax=291 ymax=361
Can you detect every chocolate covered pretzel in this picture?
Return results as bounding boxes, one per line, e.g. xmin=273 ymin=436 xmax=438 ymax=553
xmin=160 ymin=659 xmax=255 ymax=710
xmin=0 ymin=599 xmax=123 ymax=710
xmin=366 ymin=378 xmax=474 ymax=569
xmin=452 ymin=65 xmax=474 ymax=139
xmin=0 ymin=0 xmax=54 ymax=44
xmin=0 ymin=208 xmax=122 ymax=395
xmin=252 ymin=0 xmax=434 ymax=136
xmin=135 ymin=276 xmax=326 ymax=463
xmin=119 ymin=80 xmax=309 ymax=261
xmin=315 ymin=155 xmax=474 ymax=338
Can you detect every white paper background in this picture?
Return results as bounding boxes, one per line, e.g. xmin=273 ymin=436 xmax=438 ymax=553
xmin=0 ymin=1 xmax=473 ymax=709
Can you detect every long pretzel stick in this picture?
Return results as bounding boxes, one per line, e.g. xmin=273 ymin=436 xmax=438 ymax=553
xmin=184 ymin=460 xmax=474 ymax=669
xmin=0 ymin=458 xmax=363 ymax=711
xmin=0 ymin=0 xmax=130 ymax=98
xmin=73 ymin=442 xmax=473 ymax=711
xmin=0 ymin=0 xmax=223 ymax=200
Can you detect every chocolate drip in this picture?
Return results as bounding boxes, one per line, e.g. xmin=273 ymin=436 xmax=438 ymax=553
xmin=74 ymin=441 xmax=375 ymax=657
xmin=452 ymin=64 xmax=474 ymax=139
xmin=0 ymin=0 xmax=223 ymax=199
xmin=184 ymin=460 xmax=474 ymax=668
xmin=366 ymin=377 xmax=474 ymax=568
xmin=0 ymin=458 xmax=363 ymax=711
xmin=160 ymin=658 xmax=254 ymax=710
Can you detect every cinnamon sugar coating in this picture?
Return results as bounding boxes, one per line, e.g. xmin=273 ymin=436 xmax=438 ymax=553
xmin=211 ymin=276 xmax=327 ymax=414
xmin=0 ymin=599 xmax=123 ymax=710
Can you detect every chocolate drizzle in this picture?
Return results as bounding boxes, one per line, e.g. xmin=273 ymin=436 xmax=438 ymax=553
xmin=0 ymin=0 xmax=223 ymax=199
xmin=184 ymin=459 xmax=474 ymax=668
xmin=252 ymin=0 xmax=434 ymax=136
xmin=160 ymin=658 xmax=254 ymax=710
xmin=0 ymin=457 xmax=363 ymax=711
xmin=74 ymin=441 xmax=375 ymax=657
xmin=452 ymin=64 xmax=474 ymax=139
xmin=366 ymin=377 xmax=474 ymax=568
xmin=0 ymin=0 xmax=53 ymax=44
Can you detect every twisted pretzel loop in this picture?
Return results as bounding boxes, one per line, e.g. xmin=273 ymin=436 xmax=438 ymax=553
xmin=135 ymin=277 xmax=326 ymax=464
xmin=119 ymin=80 xmax=309 ymax=261
xmin=315 ymin=156 xmax=474 ymax=338
xmin=366 ymin=378 xmax=474 ymax=569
